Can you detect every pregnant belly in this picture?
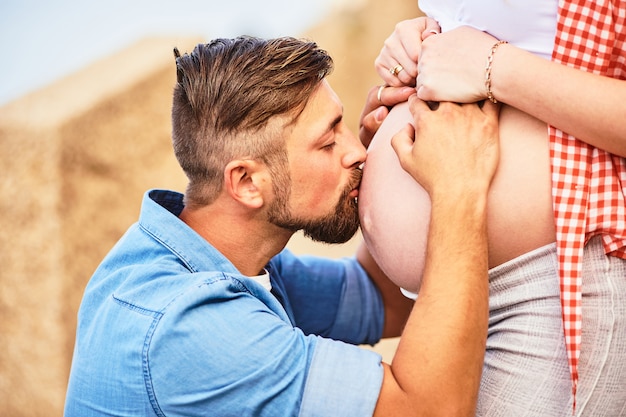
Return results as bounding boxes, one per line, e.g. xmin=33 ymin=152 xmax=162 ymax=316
xmin=359 ymin=102 xmax=556 ymax=293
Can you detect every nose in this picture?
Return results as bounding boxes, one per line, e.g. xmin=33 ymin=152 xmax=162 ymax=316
xmin=341 ymin=127 xmax=367 ymax=169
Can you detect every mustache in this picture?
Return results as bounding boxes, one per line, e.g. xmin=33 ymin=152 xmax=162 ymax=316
xmin=348 ymin=167 xmax=363 ymax=191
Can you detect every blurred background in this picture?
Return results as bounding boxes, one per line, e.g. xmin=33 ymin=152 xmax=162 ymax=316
xmin=1 ymin=0 xmax=352 ymax=106
xmin=0 ymin=0 xmax=421 ymax=415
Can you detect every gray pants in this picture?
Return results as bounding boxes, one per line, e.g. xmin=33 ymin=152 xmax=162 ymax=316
xmin=479 ymin=237 xmax=626 ymax=416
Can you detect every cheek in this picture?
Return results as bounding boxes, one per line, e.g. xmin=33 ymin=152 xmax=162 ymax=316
xmin=291 ymin=166 xmax=339 ymax=208
xmin=301 ymin=172 xmax=334 ymax=199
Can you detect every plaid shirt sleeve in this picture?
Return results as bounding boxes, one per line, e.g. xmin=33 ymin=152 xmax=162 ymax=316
xmin=549 ymin=0 xmax=626 ymax=408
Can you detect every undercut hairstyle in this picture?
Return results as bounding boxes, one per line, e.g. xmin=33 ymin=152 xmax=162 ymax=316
xmin=172 ymin=36 xmax=334 ymax=206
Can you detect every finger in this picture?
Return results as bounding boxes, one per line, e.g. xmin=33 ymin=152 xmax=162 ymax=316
xmin=421 ymin=17 xmax=441 ymax=40
xmin=361 ymin=85 xmax=385 ymax=117
xmin=391 ymin=124 xmax=422 ymax=182
xmin=480 ymin=99 xmax=501 ymax=120
xmin=407 ymin=93 xmax=432 ymax=116
xmin=394 ymin=41 xmax=419 ymax=85
xmin=391 ymin=33 xmax=419 ymax=81
xmin=377 ymin=42 xmax=412 ymax=87
xmin=359 ymin=86 xmax=414 ymax=147
xmin=393 ymin=57 xmax=417 ymax=86
xmin=360 ymin=104 xmax=388 ymax=133
xmin=397 ymin=34 xmax=420 ymax=68
xmin=378 ymin=86 xmax=415 ymax=107
xmin=390 ymin=124 xmax=417 ymax=164
xmin=378 ymin=63 xmax=407 ymax=88
xmin=415 ymin=74 xmax=437 ymax=102
xmin=359 ymin=106 xmax=389 ymax=148
xmin=375 ymin=45 xmax=398 ymax=86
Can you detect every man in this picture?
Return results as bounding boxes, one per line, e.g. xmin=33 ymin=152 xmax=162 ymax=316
xmin=64 ymin=36 xmax=500 ymax=416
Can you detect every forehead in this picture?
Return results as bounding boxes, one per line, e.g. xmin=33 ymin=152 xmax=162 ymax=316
xmin=287 ymin=80 xmax=342 ymax=144
xmin=302 ymin=80 xmax=342 ymax=116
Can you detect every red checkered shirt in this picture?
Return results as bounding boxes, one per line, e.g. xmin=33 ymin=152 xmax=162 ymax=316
xmin=550 ymin=0 xmax=626 ymax=407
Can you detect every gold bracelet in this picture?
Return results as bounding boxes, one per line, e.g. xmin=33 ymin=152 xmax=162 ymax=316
xmin=485 ymin=40 xmax=508 ymax=103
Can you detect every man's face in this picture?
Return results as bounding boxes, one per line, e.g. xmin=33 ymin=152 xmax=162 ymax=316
xmin=267 ymin=80 xmax=366 ymax=244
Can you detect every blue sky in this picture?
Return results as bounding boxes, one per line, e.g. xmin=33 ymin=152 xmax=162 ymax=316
xmin=0 ymin=0 xmax=337 ymax=105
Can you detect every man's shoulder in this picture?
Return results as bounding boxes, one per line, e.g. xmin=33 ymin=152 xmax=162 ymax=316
xmin=98 ymin=258 xmax=260 ymax=316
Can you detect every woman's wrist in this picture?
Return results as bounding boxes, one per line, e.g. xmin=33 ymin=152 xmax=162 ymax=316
xmin=487 ymin=43 xmax=547 ymax=113
xmin=484 ymin=40 xmax=508 ymax=103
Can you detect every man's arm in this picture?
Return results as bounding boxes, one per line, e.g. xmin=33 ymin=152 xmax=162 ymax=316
xmin=373 ymin=97 xmax=500 ymax=417
xmin=356 ymin=242 xmax=414 ymax=338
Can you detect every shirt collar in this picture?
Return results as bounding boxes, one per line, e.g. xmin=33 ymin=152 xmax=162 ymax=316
xmin=139 ymin=189 xmax=241 ymax=276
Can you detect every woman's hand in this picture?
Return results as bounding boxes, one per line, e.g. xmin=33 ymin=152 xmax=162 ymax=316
xmin=417 ymin=26 xmax=499 ymax=103
xmin=375 ymin=17 xmax=441 ymax=87
xmin=359 ymin=85 xmax=415 ymax=148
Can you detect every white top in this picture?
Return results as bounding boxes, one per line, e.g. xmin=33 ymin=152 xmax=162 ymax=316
xmin=418 ymin=0 xmax=559 ymax=59
xmin=249 ymin=269 xmax=272 ymax=291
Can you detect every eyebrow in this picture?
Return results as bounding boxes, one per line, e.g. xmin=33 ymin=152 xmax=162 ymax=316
xmin=325 ymin=109 xmax=343 ymax=134
xmin=313 ymin=113 xmax=343 ymax=147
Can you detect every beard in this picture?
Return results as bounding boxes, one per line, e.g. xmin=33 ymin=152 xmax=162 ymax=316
xmin=267 ymin=169 xmax=362 ymax=244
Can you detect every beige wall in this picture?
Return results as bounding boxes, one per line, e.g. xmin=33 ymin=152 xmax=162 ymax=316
xmin=0 ymin=1 xmax=421 ymax=415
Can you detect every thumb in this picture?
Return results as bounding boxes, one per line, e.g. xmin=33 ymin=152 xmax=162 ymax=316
xmin=390 ymin=123 xmax=416 ymax=166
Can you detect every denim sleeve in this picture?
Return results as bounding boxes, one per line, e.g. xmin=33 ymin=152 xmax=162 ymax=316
xmin=271 ymin=250 xmax=384 ymax=346
xmin=146 ymin=275 xmax=383 ymax=417
xmin=300 ymin=337 xmax=384 ymax=417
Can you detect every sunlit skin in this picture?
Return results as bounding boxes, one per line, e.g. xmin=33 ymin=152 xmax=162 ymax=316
xmin=360 ymin=100 xmax=555 ymax=293
xmin=178 ymin=74 xmax=498 ymax=416
xmin=269 ymin=80 xmax=366 ymax=243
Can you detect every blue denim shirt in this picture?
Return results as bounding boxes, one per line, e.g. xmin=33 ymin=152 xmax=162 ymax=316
xmin=64 ymin=189 xmax=385 ymax=417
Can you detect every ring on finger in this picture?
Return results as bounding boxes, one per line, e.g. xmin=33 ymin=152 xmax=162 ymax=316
xmin=377 ymin=84 xmax=386 ymax=103
xmin=390 ymin=64 xmax=404 ymax=76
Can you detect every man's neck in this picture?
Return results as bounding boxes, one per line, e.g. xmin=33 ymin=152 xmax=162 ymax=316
xmin=179 ymin=201 xmax=292 ymax=276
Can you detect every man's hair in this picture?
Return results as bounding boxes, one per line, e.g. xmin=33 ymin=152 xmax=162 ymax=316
xmin=172 ymin=36 xmax=333 ymax=206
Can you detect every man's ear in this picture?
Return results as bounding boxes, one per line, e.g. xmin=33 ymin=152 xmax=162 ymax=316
xmin=223 ymin=159 xmax=269 ymax=209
